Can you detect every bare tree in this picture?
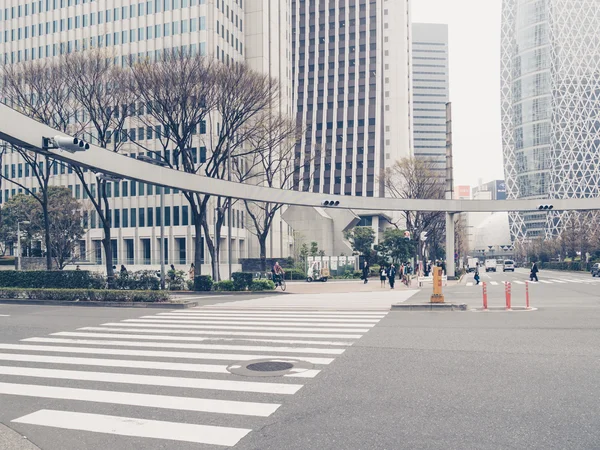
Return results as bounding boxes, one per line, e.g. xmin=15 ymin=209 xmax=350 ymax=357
xmin=130 ymin=53 xmax=280 ymax=280
xmin=64 ymin=50 xmax=132 ymax=282
xmin=233 ymin=116 xmax=300 ymax=271
xmin=46 ymin=186 xmax=84 ymax=270
xmin=382 ymin=157 xmax=446 ymax=260
xmin=1 ymin=59 xmax=76 ymax=269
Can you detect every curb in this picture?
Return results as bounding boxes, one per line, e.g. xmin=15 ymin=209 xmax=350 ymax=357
xmin=0 ymin=299 xmax=199 ymax=309
xmin=391 ymin=303 xmax=468 ymax=311
xmin=171 ymin=290 xmax=288 ymax=296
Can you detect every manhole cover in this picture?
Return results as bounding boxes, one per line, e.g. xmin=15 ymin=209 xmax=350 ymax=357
xmin=247 ymin=361 xmax=294 ymax=372
xmin=227 ymin=358 xmax=314 ymax=377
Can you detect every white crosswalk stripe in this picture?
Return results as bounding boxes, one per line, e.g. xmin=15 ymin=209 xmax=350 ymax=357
xmin=465 ymin=276 xmax=599 ymax=287
xmin=2 ymin=299 xmax=388 ymax=447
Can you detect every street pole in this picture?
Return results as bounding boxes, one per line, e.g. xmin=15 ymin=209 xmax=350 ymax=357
xmin=227 ymin=140 xmax=232 ymax=280
xmin=160 ymin=186 xmax=165 ymax=290
xmin=17 ymin=221 xmax=21 ymax=271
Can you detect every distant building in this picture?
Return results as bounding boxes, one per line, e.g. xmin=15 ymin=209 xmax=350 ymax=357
xmin=455 ymin=185 xmax=471 ymax=200
xmin=472 ymin=180 xmax=506 ymax=201
xmin=411 ymin=23 xmax=450 ymax=177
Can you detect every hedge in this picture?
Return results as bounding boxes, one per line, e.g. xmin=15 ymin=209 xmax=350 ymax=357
xmin=250 ymin=280 xmax=276 ymax=291
xmin=0 ymin=288 xmax=169 ymax=302
xmin=193 ymin=275 xmax=213 ymax=292
xmin=232 ymin=272 xmax=253 ymax=291
xmin=539 ymin=261 xmax=586 ymax=271
xmin=284 ymin=269 xmax=306 ymax=280
xmin=214 ymin=280 xmax=235 ymax=291
xmin=0 ymin=271 xmax=105 ymax=289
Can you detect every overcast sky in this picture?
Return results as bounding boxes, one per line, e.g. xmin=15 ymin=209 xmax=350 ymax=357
xmin=411 ymin=0 xmax=504 ymax=188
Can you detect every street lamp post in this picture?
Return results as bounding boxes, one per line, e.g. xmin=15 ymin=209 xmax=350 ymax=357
xmin=17 ymin=220 xmax=30 ymax=271
xmin=227 ymin=141 xmax=232 ymax=280
xmin=137 ymin=155 xmax=168 ymax=290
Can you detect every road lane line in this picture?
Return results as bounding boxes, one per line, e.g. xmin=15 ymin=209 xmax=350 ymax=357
xmin=155 ymin=314 xmax=381 ymax=323
xmin=188 ymin=309 xmax=387 ymax=316
xmin=0 ymin=365 xmax=303 ymax=395
xmin=13 ymin=410 xmax=251 ymax=446
xmin=111 ymin=322 xmax=371 ymax=333
xmin=53 ymin=332 xmax=354 ymax=347
xmin=23 ymin=337 xmax=345 ymax=356
xmin=0 ymin=382 xmax=279 ymax=417
xmin=0 ymin=352 xmax=318 ymax=378
xmin=83 ymin=326 xmax=363 ymax=339
xmin=0 ymin=343 xmax=334 ymax=365
xmin=128 ymin=318 xmax=375 ymax=328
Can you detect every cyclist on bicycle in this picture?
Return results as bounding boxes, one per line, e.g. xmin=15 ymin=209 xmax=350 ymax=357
xmin=272 ymin=261 xmax=285 ymax=286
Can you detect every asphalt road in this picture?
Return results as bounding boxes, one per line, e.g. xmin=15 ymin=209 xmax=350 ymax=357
xmin=0 ymin=277 xmax=599 ymax=450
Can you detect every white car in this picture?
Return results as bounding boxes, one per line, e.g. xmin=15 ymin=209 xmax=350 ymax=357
xmin=503 ymin=260 xmax=515 ymax=272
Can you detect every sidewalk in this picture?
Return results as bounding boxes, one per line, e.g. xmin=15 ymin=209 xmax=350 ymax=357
xmin=285 ymin=278 xmax=416 ymax=294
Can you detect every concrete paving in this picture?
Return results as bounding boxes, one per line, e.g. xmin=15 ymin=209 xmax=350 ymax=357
xmin=0 ymin=277 xmax=598 ymax=449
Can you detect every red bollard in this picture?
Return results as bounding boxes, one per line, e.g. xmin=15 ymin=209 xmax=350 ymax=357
xmin=482 ymin=282 xmax=488 ymax=310
xmin=505 ymin=282 xmax=512 ymax=310
xmin=526 ymin=281 xmax=530 ymax=309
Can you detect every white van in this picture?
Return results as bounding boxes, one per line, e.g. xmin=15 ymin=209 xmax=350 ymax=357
xmin=485 ymin=259 xmax=497 ymax=272
xmin=503 ymin=260 xmax=515 ymax=272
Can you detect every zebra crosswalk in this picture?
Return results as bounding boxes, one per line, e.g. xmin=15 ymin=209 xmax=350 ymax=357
xmin=1 ymin=302 xmax=388 ymax=447
xmin=465 ymin=277 xmax=600 ymax=287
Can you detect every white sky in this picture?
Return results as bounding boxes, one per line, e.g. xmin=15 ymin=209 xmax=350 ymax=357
xmin=411 ymin=0 xmax=505 ymax=188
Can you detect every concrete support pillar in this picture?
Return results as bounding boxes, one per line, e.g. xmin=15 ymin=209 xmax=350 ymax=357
xmin=446 ymin=212 xmax=455 ymax=278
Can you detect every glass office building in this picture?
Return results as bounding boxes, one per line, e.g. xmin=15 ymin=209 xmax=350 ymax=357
xmin=501 ymin=0 xmax=600 ymax=239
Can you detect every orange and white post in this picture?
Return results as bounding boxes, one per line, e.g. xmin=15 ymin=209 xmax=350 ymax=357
xmin=482 ymin=282 xmax=488 ymax=310
xmin=505 ymin=282 xmax=512 ymax=310
xmin=525 ymin=281 xmax=530 ymax=309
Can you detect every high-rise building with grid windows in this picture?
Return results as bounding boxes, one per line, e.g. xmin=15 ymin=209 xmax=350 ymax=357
xmin=291 ymin=0 xmax=412 ymax=198
xmin=501 ymin=0 xmax=600 ymax=239
xmin=0 ymin=0 xmax=294 ymax=272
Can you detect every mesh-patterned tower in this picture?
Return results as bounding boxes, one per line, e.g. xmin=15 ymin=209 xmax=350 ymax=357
xmin=501 ymin=0 xmax=600 ymax=241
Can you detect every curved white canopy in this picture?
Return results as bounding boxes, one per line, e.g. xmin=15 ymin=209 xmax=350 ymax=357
xmin=1 ymin=103 xmax=599 ymax=212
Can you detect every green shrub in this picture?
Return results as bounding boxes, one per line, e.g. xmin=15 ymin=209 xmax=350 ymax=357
xmin=283 ymin=269 xmax=305 ymax=280
xmin=0 ymin=288 xmax=169 ymax=302
xmin=540 ymin=261 xmax=585 ymax=271
xmin=214 ymin=280 xmax=235 ymax=291
xmin=167 ymin=270 xmax=187 ymax=291
xmin=193 ymin=275 xmax=213 ymax=292
xmin=115 ymin=270 xmax=160 ymax=290
xmin=232 ymin=272 xmax=253 ymax=291
xmin=0 ymin=270 xmax=105 ymax=289
xmin=250 ymin=280 xmax=276 ymax=291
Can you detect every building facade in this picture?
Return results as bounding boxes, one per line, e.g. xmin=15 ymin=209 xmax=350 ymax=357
xmin=0 ymin=0 xmax=293 ymax=274
xmin=291 ymin=0 xmax=412 ymax=197
xmin=411 ymin=22 xmax=449 ymax=177
xmin=501 ymin=0 xmax=600 ymax=239
xmin=472 ymin=180 xmax=507 ymax=201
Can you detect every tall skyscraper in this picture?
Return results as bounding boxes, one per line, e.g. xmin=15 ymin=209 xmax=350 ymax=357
xmin=291 ymin=0 xmax=412 ymax=197
xmin=501 ymin=0 xmax=600 ymax=239
xmin=411 ymin=22 xmax=450 ymax=177
xmin=0 ymin=0 xmax=293 ymax=270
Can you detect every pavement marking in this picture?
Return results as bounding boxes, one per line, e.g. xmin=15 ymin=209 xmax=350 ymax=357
xmin=548 ymin=279 xmax=567 ymax=283
xmin=52 ymin=332 xmax=354 ymax=347
xmin=538 ymin=280 xmax=553 ymax=284
xmin=174 ymin=311 xmax=388 ymax=317
xmin=490 ymin=281 xmax=499 ymax=286
xmin=466 ymin=282 xmax=473 ymax=287
xmin=156 ymin=313 xmax=382 ymax=323
xmin=197 ymin=308 xmax=390 ymax=314
xmin=513 ymin=281 xmax=525 ymax=285
xmin=0 ymin=382 xmax=280 ymax=417
xmin=23 ymin=337 xmax=346 ymax=356
xmin=111 ymin=321 xmax=371 ymax=333
xmin=0 ymin=314 xmax=9 ymax=317
xmin=79 ymin=326 xmax=363 ymax=339
xmin=13 ymin=410 xmax=251 ymax=447
xmin=0 ymin=343 xmax=334 ymax=365
xmin=0 ymin=365 xmax=303 ymax=395
xmin=131 ymin=318 xmax=376 ymax=328
xmin=0 ymin=352 xmax=319 ymax=378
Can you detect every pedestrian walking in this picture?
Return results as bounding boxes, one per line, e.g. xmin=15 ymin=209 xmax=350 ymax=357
xmin=362 ymin=261 xmax=369 ymax=284
xmin=388 ymin=264 xmax=397 ymax=289
xmin=530 ymin=262 xmax=539 ymax=282
xmin=379 ymin=266 xmax=387 ymax=287
xmin=474 ymin=263 xmax=480 ymax=285
xmin=405 ymin=262 xmax=413 ymax=287
xmin=188 ymin=263 xmax=195 ymax=280
xmin=120 ymin=264 xmax=128 ymax=276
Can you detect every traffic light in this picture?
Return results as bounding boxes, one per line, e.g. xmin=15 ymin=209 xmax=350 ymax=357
xmin=321 ymin=200 xmax=340 ymax=207
xmin=538 ymin=204 xmax=554 ymax=210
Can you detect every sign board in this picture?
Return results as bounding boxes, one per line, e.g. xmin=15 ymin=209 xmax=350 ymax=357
xmin=347 ymin=256 xmax=356 ymax=268
xmin=330 ymin=257 xmax=338 ymax=270
xmin=339 ymin=256 xmax=347 ymax=266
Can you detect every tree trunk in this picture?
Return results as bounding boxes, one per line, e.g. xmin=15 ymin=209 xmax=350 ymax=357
xmin=102 ymin=226 xmax=114 ymax=287
xmin=42 ymin=197 xmax=52 ymax=270
xmin=259 ymin=235 xmax=268 ymax=272
xmin=193 ymin=219 xmax=203 ymax=277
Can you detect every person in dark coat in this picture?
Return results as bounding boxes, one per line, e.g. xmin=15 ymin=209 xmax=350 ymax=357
xmin=474 ymin=263 xmax=480 ymax=285
xmin=362 ymin=261 xmax=369 ymax=284
xmin=530 ymin=262 xmax=539 ymax=282
xmin=388 ymin=264 xmax=397 ymax=289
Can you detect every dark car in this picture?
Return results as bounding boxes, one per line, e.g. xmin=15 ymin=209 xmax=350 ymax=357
xmin=591 ymin=263 xmax=600 ymax=277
